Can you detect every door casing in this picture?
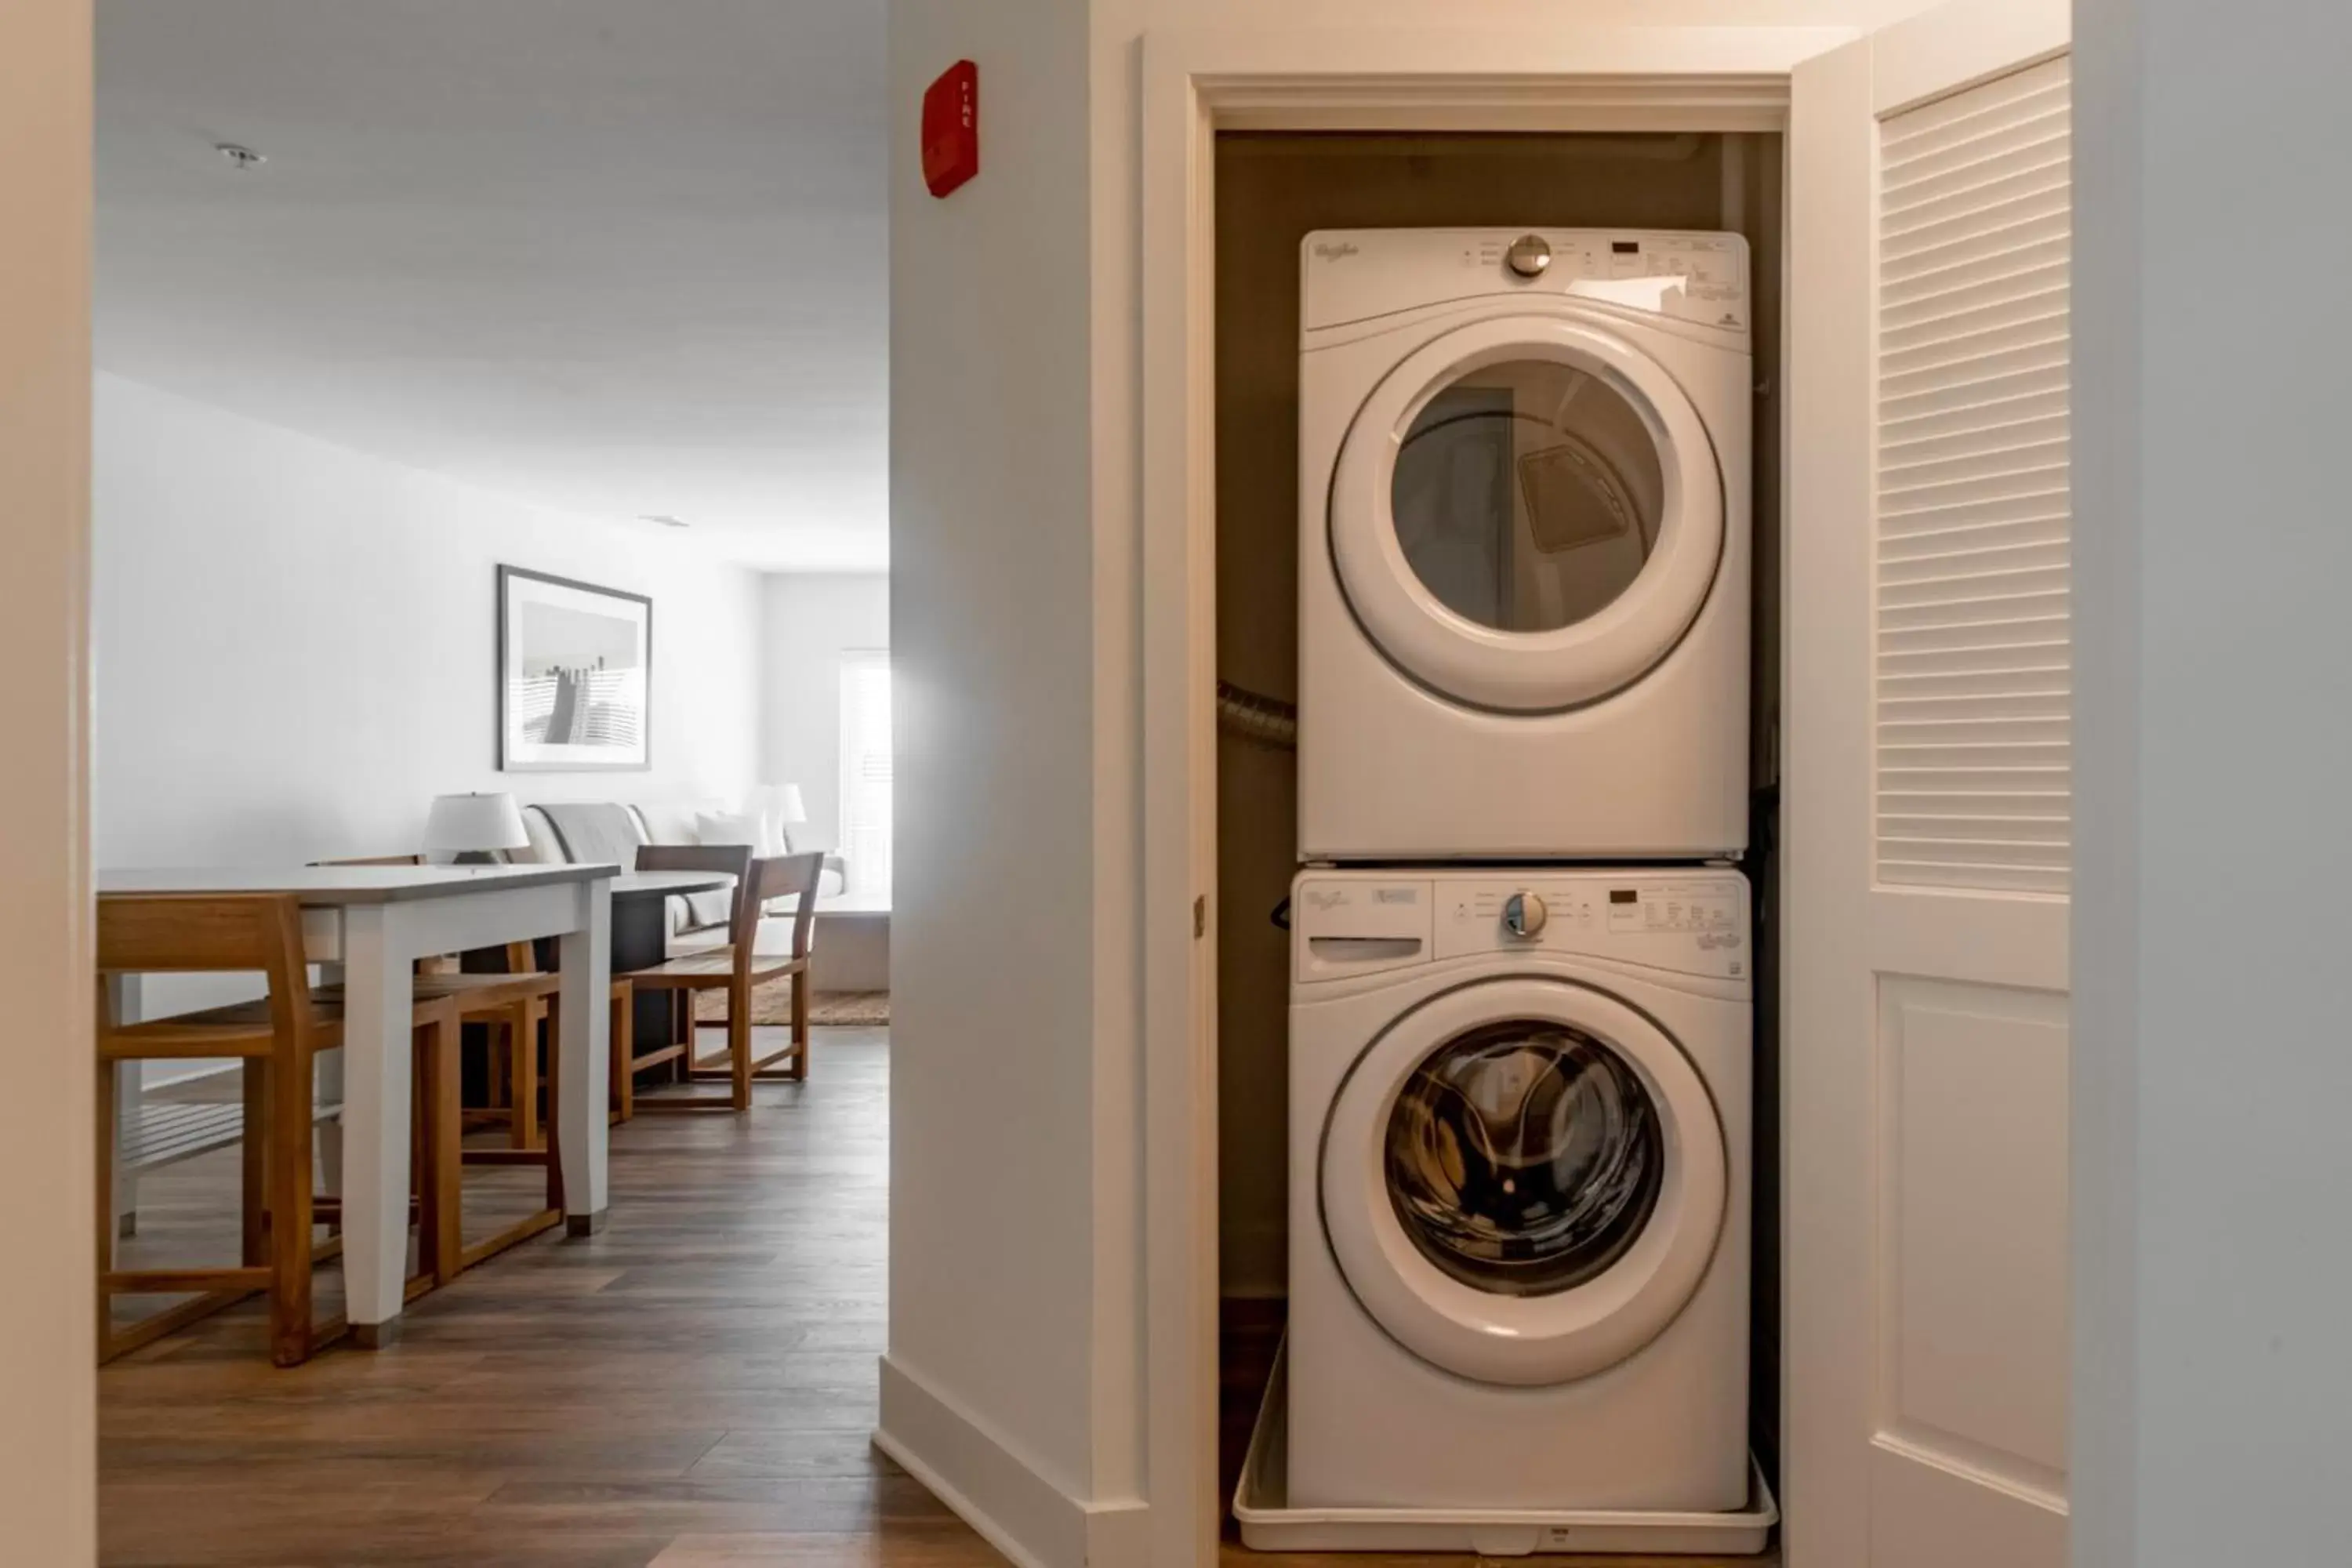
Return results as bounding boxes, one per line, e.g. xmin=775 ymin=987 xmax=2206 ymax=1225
xmin=1135 ymin=24 xmax=1853 ymax=1568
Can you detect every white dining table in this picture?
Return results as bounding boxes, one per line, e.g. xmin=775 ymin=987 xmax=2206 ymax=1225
xmin=96 ymin=862 xmax=619 ymax=1345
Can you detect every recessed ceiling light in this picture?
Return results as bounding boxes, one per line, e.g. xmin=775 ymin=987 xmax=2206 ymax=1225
xmin=640 ymin=514 xmax=691 ymax=530
xmin=215 ymin=143 xmax=266 ymax=172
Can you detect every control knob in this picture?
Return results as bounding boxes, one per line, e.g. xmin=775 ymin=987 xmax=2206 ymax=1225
xmin=1502 ymin=891 xmax=1548 ymax=939
xmin=1505 ymin=234 xmax=1552 ymax=279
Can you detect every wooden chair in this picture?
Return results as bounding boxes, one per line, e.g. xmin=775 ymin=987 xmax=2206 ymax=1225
xmin=624 ymin=848 xmax=822 ymax=1112
xmin=95 ymin=894 xmax=463 ymax=1367
xmin=454 ymin=954 xmax=637 ymax=1134
xmin=607 ymin=844 xmax=749 ymax=1107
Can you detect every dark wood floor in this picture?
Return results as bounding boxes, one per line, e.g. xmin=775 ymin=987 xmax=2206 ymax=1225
xmin=102 ymin=1028 xmax=1769 ymax=1566
xmin=101 ymin=1028 xmax=1009 ymax=1568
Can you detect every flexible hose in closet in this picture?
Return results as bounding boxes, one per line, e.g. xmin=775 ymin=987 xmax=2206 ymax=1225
xmin=1217 ymin=680 xmax=1298 ymax=750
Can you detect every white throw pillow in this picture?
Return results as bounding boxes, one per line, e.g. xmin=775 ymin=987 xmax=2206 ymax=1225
xmin=686 ymin=811 xmax=771 ymax=928
xmin=695 ymin=810 xmax=775 ymax=855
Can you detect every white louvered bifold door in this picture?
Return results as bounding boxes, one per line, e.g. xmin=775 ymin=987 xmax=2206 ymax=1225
xmin=1876 ymin=54 xmax=2072 ymax=895
xmin=1785 ymin=4 xmax=2073 ymax=1566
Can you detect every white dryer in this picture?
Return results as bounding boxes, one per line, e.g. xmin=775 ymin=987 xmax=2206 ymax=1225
xmin=1288 ymin=866 xmax=1751 ymax=1512
xmin=1299 ymin=228 xmax=1752 ymax=860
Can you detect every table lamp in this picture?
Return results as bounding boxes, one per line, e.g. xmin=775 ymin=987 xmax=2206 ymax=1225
xmin=423 ymin=791 xmax=530 ymax=865
xmin=747 ymin=783 xmax=808 ymax=850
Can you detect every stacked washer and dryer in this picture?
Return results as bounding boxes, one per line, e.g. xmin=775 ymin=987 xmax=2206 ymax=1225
xmin=1257 ymin=228 xmax=1766 ymax=1552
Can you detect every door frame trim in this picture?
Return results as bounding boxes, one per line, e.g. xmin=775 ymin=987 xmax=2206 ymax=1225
xmin=0 ymin=0 xmax=95 ymax=1559
xmin=1134 ymin=27 xmax=1850 ymax=1567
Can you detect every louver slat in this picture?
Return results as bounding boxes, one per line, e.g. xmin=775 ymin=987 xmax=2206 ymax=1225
xmin=1875 ymin=55 xmax=2071 ymax=896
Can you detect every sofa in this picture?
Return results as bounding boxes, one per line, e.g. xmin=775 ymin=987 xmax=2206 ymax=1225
xmin=511 ymin=800 xmax=848 ymax=958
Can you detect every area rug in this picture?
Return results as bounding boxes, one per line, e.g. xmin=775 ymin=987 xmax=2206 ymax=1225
xmin=696 ymin=982 xmax=889 ymax=1028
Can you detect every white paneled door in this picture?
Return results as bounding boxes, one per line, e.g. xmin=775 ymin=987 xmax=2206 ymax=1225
xmin=1785 ymin=2 xmax=2072 ymax=1565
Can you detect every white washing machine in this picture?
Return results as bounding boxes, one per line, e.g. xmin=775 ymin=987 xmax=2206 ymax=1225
xmin=1299 ymin=228 xmax=1752 ymax=861
xmin=1288 ymin=866 xmax=1751 ymax=1512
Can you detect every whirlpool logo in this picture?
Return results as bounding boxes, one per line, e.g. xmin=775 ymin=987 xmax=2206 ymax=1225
xmin=1312 ymin=241 xmax=1359 ymax=263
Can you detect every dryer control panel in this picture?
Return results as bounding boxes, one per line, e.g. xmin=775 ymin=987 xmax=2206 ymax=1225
xmin=1293 ymin=868 xmax=1751 ymax=985
xmin=1301 ymin=227 xmax=1751 ymax=337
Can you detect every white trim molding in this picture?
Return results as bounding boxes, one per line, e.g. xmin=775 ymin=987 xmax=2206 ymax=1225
xmin=876 ymin=1356 xmax=1149 ymax=1568
xmin=1155 ymin=24 xmax=1853 ymax=128
xmin=1871 ymin=0 xmax=2069 ymax=117
xmin=1133 ymin=24 xmax=1855 ymax=1568
xmin=0 ymin=0 xmax=94 ymax=1556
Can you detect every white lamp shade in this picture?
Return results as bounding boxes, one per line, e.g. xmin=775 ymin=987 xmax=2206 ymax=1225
xmin=750 ymin=783 xmax=808 ymax=827
xmin=423 ymin=792 xmax=531 ymax=855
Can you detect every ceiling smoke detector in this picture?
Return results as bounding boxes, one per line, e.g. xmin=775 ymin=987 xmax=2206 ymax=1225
xmin=641 ymin=514 xmax=691 ymax=530
xmin=215 ymin=143 xmax=266 ymax=171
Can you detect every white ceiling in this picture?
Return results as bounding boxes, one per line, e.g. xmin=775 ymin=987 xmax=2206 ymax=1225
xmin=95 ymin=0 xmax=888 ymax=571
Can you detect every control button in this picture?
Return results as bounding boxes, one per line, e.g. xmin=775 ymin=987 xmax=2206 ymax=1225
xmin=1502 ymin=891 xmax=1548 ymax=939
xmin=1505 ymin=234 xmax=1552 ymax=279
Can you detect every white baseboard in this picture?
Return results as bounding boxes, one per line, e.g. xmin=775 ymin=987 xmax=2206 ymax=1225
xmin=874 ymin=1354 xmax=1148 ymax=1568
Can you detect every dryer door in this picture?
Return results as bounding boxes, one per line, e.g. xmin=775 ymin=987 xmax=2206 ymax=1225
xmin=1320 ymin=976 xmax=1726 ymax=1387
xmin=1329 ymin=315 xmax=1726 ymax=713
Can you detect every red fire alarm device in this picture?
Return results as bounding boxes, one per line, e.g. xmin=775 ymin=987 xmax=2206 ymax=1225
xmin=922 ymin=60 xmax=979 ymax=198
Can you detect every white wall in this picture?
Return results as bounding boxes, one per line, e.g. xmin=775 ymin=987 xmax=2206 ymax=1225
xmin=93 ymin=374 xmax=764 ymax=870
xmin=758 ymin=572 xmax=890 ymax=852
xmin=0 ymin=0 xmax=96 ymax=1556
xmin=883 ymin=2 xmax=1151 ymax=1565
xmin=2072 ymin=1 xmax=2352 ymax=1563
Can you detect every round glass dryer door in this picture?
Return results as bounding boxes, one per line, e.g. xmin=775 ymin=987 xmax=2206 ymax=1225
xmin=1320 ymin=978 xmax=1725 ymax=1387
xmin=1329 ymin=316 xmax=1725 ymax=713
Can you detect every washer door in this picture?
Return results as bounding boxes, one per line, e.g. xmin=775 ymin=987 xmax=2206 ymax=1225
xmin=1320 ymin=978 xmax=1726 ymax=1387
xmin=1330 ymin=316 xmax=1724 ymax=713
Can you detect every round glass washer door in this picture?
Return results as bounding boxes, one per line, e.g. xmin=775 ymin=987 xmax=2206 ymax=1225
xmin=1329 ymin=315 xmax=1725 ymax=713
xmin=1319 ymin=978 xmax=1726 ymax=1387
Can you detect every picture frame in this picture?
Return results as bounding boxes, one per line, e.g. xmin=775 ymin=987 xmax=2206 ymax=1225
xmin=496 ymin=565 xmax=653 ymax=772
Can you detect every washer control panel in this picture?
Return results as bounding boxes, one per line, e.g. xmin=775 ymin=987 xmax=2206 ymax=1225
xmin=1302 ymin=227 xmax=1751 ymax=336
xmin=1439 ymin=876 xmax=1745 ymax=978
xmin=1294 ymin=869 xmax=1751 ymax=984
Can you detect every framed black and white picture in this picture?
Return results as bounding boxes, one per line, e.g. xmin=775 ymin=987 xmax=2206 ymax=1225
xmin=497 ymin=566 xmax=652 ymax=772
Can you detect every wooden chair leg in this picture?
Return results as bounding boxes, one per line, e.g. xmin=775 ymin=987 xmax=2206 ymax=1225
xmin=611 ymin=988 xmax=634 ymax=1124
xmin=267 ymin=1044 xmax=317 ymax=1368
xmin=241 ymin=1058 xmax=268 ymax=1266
xmin=489 ymin=1019 xmax=514 ymax=1112
xmin=314 ymin=1048 xmax=343 ymax=1237
xmin=418 ymin=1016 xmax=463 ymax=1287
xmin=789 ymin=971 xmax=811 ymax=1082
xmin=94 ymin=1054 xmax=115 ymax=1358
xmin=409 ymin=1045 xmax=427 ymax=1208
xmin=729 ymin=978 xmax=753 ymax=1111
xmin=511 ymin=1000 xmax=540 ymax=1151
xmin=543 ymin=1022 xmax=564 ymax=1213
xmin=113 ymin=1062 xmax=140 ymax=1239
